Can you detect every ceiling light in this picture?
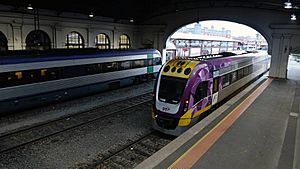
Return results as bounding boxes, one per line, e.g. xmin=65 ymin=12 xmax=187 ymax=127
xmin=284 ymin=1 xmax=292 ymax=9
xmin=89 ymin=12 xmax=94 ymax=18
xmin=27 ymin=3 xmax=33 ymax=10
xmin=291 ymin=14 xmax=297 ymax=20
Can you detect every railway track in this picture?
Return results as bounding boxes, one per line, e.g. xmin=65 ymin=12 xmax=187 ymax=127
xmin=0 ymin=92 xmax=152 ymax=154
xmin=93 ymin=131 xmax=175 ymax=169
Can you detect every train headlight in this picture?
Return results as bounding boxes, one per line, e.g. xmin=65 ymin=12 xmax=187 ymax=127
xmin=183 ymin=99 xmax=189 ymax=112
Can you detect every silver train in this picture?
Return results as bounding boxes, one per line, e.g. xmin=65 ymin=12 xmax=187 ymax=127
xmin=0 ymin=49 xmax=162 ymax=114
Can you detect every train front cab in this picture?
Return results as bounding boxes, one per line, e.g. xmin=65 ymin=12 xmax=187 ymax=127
xmin=152 ymin=59 xmax=214 ymax=136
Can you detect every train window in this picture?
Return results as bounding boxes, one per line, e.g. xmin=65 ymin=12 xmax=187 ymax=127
xmin=194 ymin=81 xmax=208 ymax=103
xmin=148 ymin=59 xmax=153 ymax=66
xmin=222 ymin=74 xmax=230 ymax=88
xmin=102 ymin=62 xmax=118 ymax=72
xmin=41 ymin=69 xmax=47 ymax=76
xmin=48 ymin=68 xmax=61 ymax=80
xmin=120 ymin=61 xmax=131 ymax=70
xmin=15 ymin=72 xmax=23 ymax=79
xmin=133 ymin=60 xmax=145 ymax=68
xmin=243 ymin=67 xmax=249 ymax=76
xmin=85 ymin=64 xmax=101 ymax=75
xmin=248 ymin=65 xmax=253 ymax=74
xmin=213 ymin=78 xmax=219 ymax=93
xmin=237 ymin=69 xmax=244 ymax=80
xmin=158 ymin=76 xmax=187 ymax=104
xmin=230 ymin=71 xmax=237 ymax=83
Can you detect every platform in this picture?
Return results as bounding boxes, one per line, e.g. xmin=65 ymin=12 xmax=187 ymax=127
xmin=136 ymin=60 xmax=300 ymax=169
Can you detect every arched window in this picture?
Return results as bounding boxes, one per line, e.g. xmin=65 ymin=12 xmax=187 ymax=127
xmin=95 ymin=33 xmax=110 ymax=49
xmin=119 ymin=34 xmax=130 ymax=49
xmin=65 ymin=31 xmax=84 ymax=48
xmin=0 ymin=31 xmax=8 ymax=51
xmin=25 ymin=30 xmax=51 ymax=50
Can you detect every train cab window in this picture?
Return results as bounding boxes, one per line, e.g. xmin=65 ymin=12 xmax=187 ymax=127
xmin=222 ymin=74 xmax=230 ymax=87
xmin=194 ymin=81 xmax=208 ymax=103
xmin=158 ymin=76 xmax=187 ymax=104
xmin=230 ymin=71 xmax=237 ymax=83
xmin=213 ymin=78 xmax=219 ymax=93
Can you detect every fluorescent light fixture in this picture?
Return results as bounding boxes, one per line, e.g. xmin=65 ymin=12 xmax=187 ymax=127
xmin=27 ymin=4 xmax=33 ymax=10
xmin=284 ymin=1 xmax=292 ymax=9
xmin=291 ymin=14 xmax=297 ymax=20
xmin=89 ymin=12 xmax=94 ymax=18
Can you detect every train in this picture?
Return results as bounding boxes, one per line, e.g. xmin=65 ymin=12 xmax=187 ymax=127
xmin=152 ymin=52 xmax=270 ymax=136
xmin=0 ymin=48 xmax=162 ymax=114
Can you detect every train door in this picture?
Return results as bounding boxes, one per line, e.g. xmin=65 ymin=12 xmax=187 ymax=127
xmin=212 ymin=77 xmax=219 ymax=105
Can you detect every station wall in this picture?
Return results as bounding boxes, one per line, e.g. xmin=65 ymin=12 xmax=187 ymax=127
xmin=0 ymin=10 xmax=165 ymax=52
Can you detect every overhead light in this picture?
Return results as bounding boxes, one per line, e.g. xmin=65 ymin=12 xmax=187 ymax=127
xmin=27 ymin=3 xmax=33 ymax=10
xmin=284 ymin=1 xmax=292 ymax=9
xmin=129 ymin=18 xmax=134 ymax=23
xmin=291 ymin=14 xmax=297 ymax=20
xmin=89 ymin=12 xmax=94 ymax=18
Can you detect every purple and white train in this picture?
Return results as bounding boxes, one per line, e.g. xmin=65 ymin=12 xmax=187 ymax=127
xmin=152 ymin=52 xmax=270 ymax=136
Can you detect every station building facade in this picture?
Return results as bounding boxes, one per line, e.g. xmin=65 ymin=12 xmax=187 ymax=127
xmin=0 ymin=6 xmax=165 ymax=52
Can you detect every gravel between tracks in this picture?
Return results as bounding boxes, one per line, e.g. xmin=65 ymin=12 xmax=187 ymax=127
xmin=0 ymin=81 xmax=154 ymax=136
xmin=0 ymin=100 xmax=154 ymax=169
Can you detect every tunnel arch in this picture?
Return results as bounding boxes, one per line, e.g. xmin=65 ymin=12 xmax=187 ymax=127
xmin=144 ymin=7 xmax=289 ymax=54
xmin=165 ymin=19 xmax=271 ymax=54
xmin=166 ymin=20 xmax=270 ymax=57
xmin=167 ymin=19 xmax=271 ymax=44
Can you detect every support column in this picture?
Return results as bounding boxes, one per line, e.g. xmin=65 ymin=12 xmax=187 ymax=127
xmin=11 ymin=24 xmax=23 ymax=50
xmin=51 ymin=25 xmax=57 ymax=48
xmin=269 ymin=33 xmax=292 ymax=79
xmin=55 ymin=25 xmax=65 ymax=48
xmin=87 ymin=28 xmax=94 ymax=48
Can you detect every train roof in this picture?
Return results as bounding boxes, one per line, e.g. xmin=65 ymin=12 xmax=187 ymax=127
xmin=162 ymin=52 xmax=269 ymax=78
xmin=0 ymin=48 xmax=160 ymax=65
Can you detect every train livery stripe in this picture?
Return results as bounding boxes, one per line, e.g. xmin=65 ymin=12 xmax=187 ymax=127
xmin=168 ymin=78 xmax=273 ymax=168
xmin=147 ymin=53 xmax=153 ymax=73
xmin=178 ymin=105 xmax=212 ymax=127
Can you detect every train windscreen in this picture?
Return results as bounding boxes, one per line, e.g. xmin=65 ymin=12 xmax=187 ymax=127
xmin=158 ymin=76 xmax=187 ymax=104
